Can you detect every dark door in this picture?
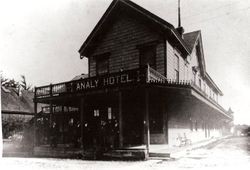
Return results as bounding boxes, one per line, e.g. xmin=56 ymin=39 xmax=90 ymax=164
xmin=88 ymin=106 xmax=118 ymax=149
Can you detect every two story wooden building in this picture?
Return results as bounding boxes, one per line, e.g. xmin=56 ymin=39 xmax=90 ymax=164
xmin=33 ymin=0 xmax=233 ymax=158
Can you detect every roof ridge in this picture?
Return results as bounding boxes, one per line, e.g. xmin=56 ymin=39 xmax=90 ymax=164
xmin=79 ymin=0 xmax=190 ymax=56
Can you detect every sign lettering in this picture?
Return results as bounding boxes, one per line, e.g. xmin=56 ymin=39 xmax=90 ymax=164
xmin=66 ymin=69 xmax=145 ymax=93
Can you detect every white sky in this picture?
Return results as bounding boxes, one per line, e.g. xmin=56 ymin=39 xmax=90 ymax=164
xmin=0 ymin=0 xmax=250 ymax=125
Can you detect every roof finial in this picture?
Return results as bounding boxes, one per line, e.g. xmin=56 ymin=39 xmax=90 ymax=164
xmin=176 ymin=0 xmax=184 ymax=37
xmin=178 ymin=0 xmax=181 ymax=27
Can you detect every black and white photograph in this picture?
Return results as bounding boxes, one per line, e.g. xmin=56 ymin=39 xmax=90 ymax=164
xmin=0 ymin=0 xmax=250 ymax=169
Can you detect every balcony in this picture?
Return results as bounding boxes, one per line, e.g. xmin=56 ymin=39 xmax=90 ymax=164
xmin=35 ymin=66 xmax=217 ymax=107
xmin=35 ymin=67 xmax=147 ymax=99
xmin=34 ymin=66 xmax=232 ymax=119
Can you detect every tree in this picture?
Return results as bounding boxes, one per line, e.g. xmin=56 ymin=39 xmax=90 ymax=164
xmin=1 ymin=77 xmax=19 ymax=89
xmin=20 ymin=75 xmax=32 ymax=91
xmin=1 ymin=74 xmax=20 ymax=95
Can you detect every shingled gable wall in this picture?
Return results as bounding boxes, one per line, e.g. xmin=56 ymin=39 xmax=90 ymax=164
xmin=88 ymin=13 xmax=165 ymax=77
xmin=166 ymin=41 xmax=188 ymax=80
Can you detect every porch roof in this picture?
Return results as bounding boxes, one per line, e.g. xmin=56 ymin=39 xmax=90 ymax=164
xmin=34 ymin=68 xmax=232 ymax=121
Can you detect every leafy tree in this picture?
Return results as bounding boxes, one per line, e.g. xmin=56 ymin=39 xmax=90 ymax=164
xmin=20 ymin=75 xmax=32 ymax=91
xmin=1 ymin=77 xmax=19 ymax=88
xmin=1 ymin=74 xmax=33 ymax=93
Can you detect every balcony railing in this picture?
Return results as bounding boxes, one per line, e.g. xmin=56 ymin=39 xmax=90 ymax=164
xmin=35 ymin=66 xmax=232 ymax=119
xmin=36 ymin=83 xmax=67 ymax=98
xmin=35 ymin=67 xmax=147 ymax=99
xmin=35 ymin=66 xmax=217 ymax=106
xmin=147 ymin=65 xmax=192 ymax=86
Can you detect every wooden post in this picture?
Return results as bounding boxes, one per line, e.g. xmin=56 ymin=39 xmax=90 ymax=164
xmin=144 ymin=89 xmax=150 ymax=156
xmin=33 ymin=87 xmax=37 ymax=149
xmin=162 ymin=99 xmax=168 ymax=144
xmin=50 ymin=84 xmax=53 ymax=97
xmin=62 ymin=106 xmax=64 ymax=144
xmin=146 ymin=64 xmax=150 ymax=83
xmin=49 ymin=102 xmax=53 ymax=128
xmin=34 ymin=101 xmax=37 ymax=147
xmin=49 ymin=101 xmax=53 ymax=146
xmin=80 ymin=97 xmax=84 ymax=149
xmin=118 ymin=91 xmax=123 ymax=148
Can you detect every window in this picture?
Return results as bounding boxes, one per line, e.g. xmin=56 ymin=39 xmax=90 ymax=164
xmin=94 ymin=109 xmax=99 ymax=117
xmin=108 ymin=107 xmax=112 ymax=120
xmin=193 ymin=72 xmax=196 ymax=83
xmin=199 ymin=79 xmax=202 ymax=89
xmin=196 ymin=43 xmax=201 ymax=59
xmin=96 ymin=53 xmax=109 ymax=75
xmin=184 ymin=61 xmax=188 ymax=80
xmin=139 ymin=45 xmax=156 ymax=69
xmin=174 ymin=55 xmax=179 ymax=81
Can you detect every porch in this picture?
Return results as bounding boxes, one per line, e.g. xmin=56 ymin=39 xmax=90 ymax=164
xmin=33 ymin=66 xmax=232 ymax=159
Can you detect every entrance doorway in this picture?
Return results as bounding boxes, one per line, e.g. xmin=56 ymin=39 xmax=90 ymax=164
xmin=84 ymin=106 xmax=119 ymax=150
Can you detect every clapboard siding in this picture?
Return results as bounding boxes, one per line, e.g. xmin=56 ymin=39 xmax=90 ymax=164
xmin=156 ymin=42 xmax=166 ymax=75
xmin=166 ymin=40 xmax=186 ymax=80
xmin=88 ymin=14 xmax=165 ymax=77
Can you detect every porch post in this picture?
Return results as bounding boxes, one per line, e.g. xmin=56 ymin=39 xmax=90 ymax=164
xmin=118 ymin=91 xmax=123 ymax=148
xmin=33 ymin=91 xmax=37 ymax=147
xmin=49 ymin=102 xmax=53 ymax=128
xmin=163 ymin=99 xmax=168 ymax=144
xmin=80 ymin=97 xmax=85 ymax=149
xmin=62 ymin=106 xmax=65 ymax=144
xmin=144 ymin=89 xmax=150 ymax=156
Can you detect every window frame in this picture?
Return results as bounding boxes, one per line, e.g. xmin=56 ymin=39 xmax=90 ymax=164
xmin=95 ymin=52 xmax=110 ymax=76
xmin=174 ymin=54 xmax=180 ymax=81
xmin=138 ymin=43 xmax=157 ymax=69
xmin=184 ymin=61 xmax=189 ymax=80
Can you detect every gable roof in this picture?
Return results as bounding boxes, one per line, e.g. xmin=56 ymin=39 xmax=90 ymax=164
xmin=183 ymin=30 xmax=200 ymax=51
xmin=78 ymin=0 xmax=190 ymax=57
xmin=184 ymin=31 xmax=223 ymax=96
xmin=184 ymin=30 xmax=206 ymax=75
xmin=227 ymin=107 xmax=234 ymax=114
xmin=78 ymin=0 xmax=223 ymax=96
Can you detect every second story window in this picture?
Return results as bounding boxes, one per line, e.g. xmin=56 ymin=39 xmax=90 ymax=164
xmin=184 ymin=61 xmax=189 ymax=80
xmin=139 ymin=45 xmax=156 ymax=69
xmin=193 ymin=72 xmax=196 ymax=84
xmin=174 ymin=55 xmax=179 ymax=81
xmin=96 ymin=53 xmax=109 ymax=75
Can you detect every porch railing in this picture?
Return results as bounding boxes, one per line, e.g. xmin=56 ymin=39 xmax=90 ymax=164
xmin=147 ymin=65 xmax=192 ymax=86
xmin=35 ymin=66 xmax=218 ymax=106
xmin=36 ymin=83 xmax=67 ymax=98
xmin=146 ymin=66 xmax=228 ymax=114
xmin=35 ymin=66 xmax=231 ymax=119
xmin=35 ymin=67 xmax=147 ymax=99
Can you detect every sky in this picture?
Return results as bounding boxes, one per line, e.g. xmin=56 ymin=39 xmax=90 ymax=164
xmin=0 ymin=0 xmax=250 ymax=125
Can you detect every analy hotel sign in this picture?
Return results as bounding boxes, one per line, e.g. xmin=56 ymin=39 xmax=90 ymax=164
xmin=66 ymin=69 xmax=145 ymax=93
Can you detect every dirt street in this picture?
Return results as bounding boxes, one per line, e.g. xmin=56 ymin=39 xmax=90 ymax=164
xmin=1 ymin=136 xmax=249 ymax=170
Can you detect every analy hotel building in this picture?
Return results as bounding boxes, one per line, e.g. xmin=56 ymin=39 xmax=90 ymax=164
xmin=33 ymin=0 xmax=233 ymax=159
